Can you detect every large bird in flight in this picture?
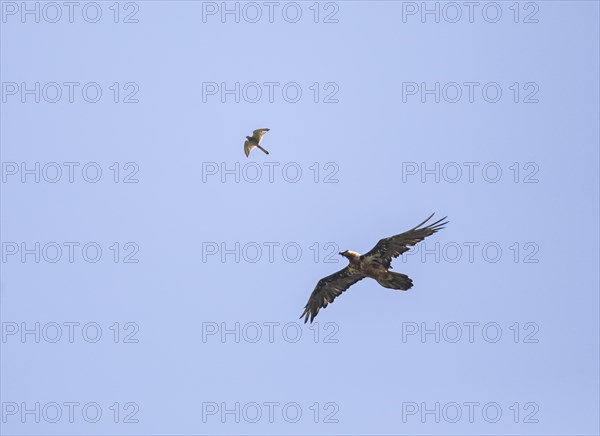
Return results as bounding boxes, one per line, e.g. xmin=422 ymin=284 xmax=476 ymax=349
xmin=244 ymin=128 xmax=270 ymax=157
xmin=300 ymin=213 xmax=448 ymax=323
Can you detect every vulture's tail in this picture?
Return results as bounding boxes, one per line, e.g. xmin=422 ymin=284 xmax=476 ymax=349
xmin=376 ymin=272 xmax=413 ymax=290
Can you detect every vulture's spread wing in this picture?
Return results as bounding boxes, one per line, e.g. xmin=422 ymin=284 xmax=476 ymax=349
xmin=362 ymin=213 xmax=448 ymax=269
xmin=300 ymin=267 xmax=366 ymax=323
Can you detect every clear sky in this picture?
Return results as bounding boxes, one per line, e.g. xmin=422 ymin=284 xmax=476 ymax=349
xmin=1 ymin=1 xmax=599 ymax=435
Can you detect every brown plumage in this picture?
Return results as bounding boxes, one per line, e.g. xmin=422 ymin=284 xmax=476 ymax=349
xmin=244 ymin=128 xmax=270 ymax=157
xmin=300 ymin=213 xmax=448 ymax=323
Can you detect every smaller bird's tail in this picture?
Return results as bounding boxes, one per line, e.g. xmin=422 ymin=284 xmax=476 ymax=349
xmin=376 ymin=272 xmax=413 ymax=291
xmin=256 ymin=145 xmax=269 ymax=155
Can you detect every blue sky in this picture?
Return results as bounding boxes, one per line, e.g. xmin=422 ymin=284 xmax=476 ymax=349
xmin=1 ymin=1 xmax=599 ymax=435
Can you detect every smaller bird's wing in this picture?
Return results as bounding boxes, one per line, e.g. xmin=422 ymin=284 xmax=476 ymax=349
xmin=244 ymin=139 xmax=253 ymax=157
xmin=362 ymin=213 xmax=448 ymax=268
xmin=252 ymin=128 xmax=270 ymax=143
xmin=300 ymin=267 xmax=366 ymax=323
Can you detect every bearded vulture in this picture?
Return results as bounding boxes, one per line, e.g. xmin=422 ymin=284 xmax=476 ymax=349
xmin=300 ymin=213 xmax=448 ymax=323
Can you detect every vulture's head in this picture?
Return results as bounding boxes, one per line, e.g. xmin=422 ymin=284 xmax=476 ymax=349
xmin=339 ymin=250 xmax=360 ymax=260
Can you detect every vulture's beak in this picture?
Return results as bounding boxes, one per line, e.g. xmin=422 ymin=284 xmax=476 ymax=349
xmin=338 ymin=252 xmax=344 ymax=256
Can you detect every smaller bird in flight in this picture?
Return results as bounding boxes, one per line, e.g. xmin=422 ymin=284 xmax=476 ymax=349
xmin=244 ymin=128 xmax=270 ymax=157
xmin=300 ymin=213 xmax=448 ymax=323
